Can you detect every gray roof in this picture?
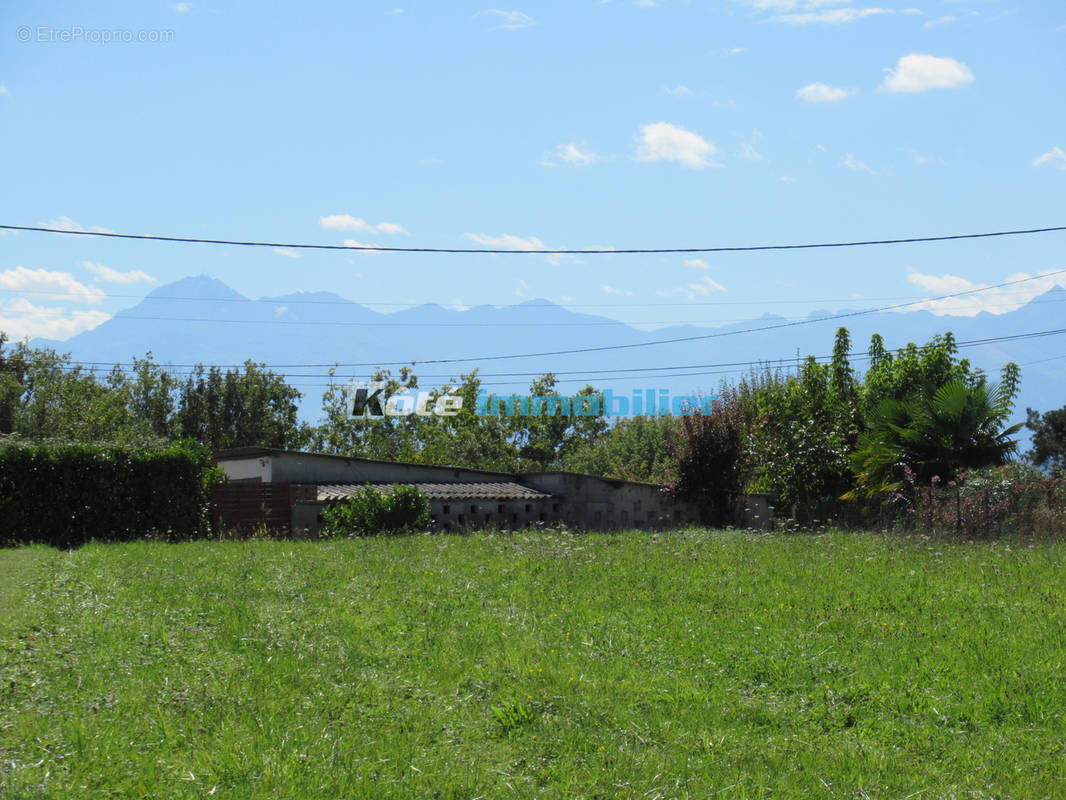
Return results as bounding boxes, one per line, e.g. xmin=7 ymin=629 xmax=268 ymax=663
xmin=316 ymin=482 xmax=552 ymax=502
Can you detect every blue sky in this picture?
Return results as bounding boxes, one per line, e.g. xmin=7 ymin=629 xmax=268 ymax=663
xmin=1 ymin=0 xmax=1064 ymax=341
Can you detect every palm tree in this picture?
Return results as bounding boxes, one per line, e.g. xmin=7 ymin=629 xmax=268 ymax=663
xmin=849 ymin=380 xmax=1022 ymax=496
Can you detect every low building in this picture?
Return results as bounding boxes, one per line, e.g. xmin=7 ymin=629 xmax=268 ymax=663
xmin=212 ymin=447 xmax=772 ymax=536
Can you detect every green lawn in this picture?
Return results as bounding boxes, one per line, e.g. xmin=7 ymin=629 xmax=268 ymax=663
xmin=1 ymin=529 xmax=1064 ymax=799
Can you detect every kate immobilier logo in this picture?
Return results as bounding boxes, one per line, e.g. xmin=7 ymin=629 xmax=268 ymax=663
xmin=346 ymin=380 xmax=715 ymax=420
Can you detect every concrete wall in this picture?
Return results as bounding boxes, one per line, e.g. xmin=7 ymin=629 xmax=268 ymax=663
xmin=292 ymin=496 xmax=557 ymax=536
xmin=518 ymin=472 xmax=702 ymax=530
xmin=738 ymin=493 xmax=774 ymax=531
xmin=217 ymin=450 xmax=776 ymax=535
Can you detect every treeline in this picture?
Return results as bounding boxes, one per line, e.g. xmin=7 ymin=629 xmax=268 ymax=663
xmin=3 ymin=327 xmax=1063 ymax=531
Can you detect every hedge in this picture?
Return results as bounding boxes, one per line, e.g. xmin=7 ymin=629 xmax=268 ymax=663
xmin=0 ymin=439 xmax=220 ymax=548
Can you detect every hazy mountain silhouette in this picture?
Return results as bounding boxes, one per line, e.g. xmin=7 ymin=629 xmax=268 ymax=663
xmin=33 ymin=276 xmax=1066 ymax=431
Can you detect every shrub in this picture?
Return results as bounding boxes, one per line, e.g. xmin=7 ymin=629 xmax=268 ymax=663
xmin=0 ymin=438 xmax=218 ymax=548
xmin=896 ymin=463 xmax=1066 ymax=538
xmin=320 ymin=484 xmax=431 ymax=537
xmin=670 ymin=390 xmax=750 ymax=526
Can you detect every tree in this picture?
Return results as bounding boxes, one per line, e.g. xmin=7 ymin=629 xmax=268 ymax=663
xmin=670 ymin=389 xmax=750 ymax=525
xmin=849 ymin=331 xmax=1023 ymax=496
xmin=174 ymin=361 xmax=308 ymax=451
xmin=311 ymin=369 xmax=609 ymax=473
xmin=861 ymin=332 xmax=977 ymax=417
xmin=743 ymin=328 xmax=860 ymax=513
xmin=1025 ymin=405 xmax=1066 ymax=474
xmin=567 ymin=414 xmax=682 ymax=484
xmin=0 ymin=333 xmax=26 ymax=435
xmin=506 ymin=374 xmax=608 ymax=471
xmin=850 ymin=380 xmax=1022 ymax=495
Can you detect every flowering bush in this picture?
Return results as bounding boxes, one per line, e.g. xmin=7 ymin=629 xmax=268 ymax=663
xmin=897 ymin=463 xmax=1066 ymax=538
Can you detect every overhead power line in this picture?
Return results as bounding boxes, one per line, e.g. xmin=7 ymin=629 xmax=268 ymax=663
xmin=13 ymin=296 xmax=1066 ymax=328
xmin=242 ymin=269 xmax=1066 ymax=367
xmin=2 ymin=284 xmax=1063 ymax=308
xmin=11 ymin=325 xmax=1063 ymax=387
xmin=7 ymin=273 xmax=1062 ymax=374
xmin=2 ymin=222 xmax=1065 ymax=255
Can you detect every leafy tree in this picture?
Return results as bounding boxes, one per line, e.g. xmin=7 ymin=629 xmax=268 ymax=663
xmin=850 ymin=380 xmax=1022 ymax=495
xmin=743 ymin=328 xmax=860 ymax=513
xmin=2 ymin=339 xmax=132 ymax=442
xmin=567 ymin=414 xmax=682 ymax=484
xmin=671 ymin=389 xmax=750 ymax=524
xmin=849 ymin=331 xmax=1023 ymax=496
xmin=505 ymin=374 xmax=607 ymax=471
xmin=173 ymin=361 xmax=309 ymax=451
xmin=0 ymin=333 xmax=27 ymax=435
xmin=311 ymin=368 xmax=519 ymax=470
xmin=862 ymin=332 xmax=978 ymax=416
xmin=311 ymin=369 xmax=608 ymax=473
xmin=1025 ymin=405 xmax=1066 ymax=474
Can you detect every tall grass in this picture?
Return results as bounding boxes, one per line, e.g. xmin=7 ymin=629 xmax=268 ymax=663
xmin=2 ymin=529 xmax=1064 ymax=798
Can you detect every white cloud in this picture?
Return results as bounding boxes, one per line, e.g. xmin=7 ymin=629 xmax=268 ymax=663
xmin=684 ymin=258 xmax=709 ymax=269
xmin=0 ymin=266 xmax=106 ymax=304
xmin=687 ymin=276 xmax=727 ymax=295
xmin=841 ymin=153 xmax=877 ymax=175
xmin=476 ymin=9 xmax=535 ymax=30
xmin=906 ymin=270 xmax=1066 ymax=316
xmin=516 ymin=279 xmax=529 ymax=296
xmin=319 ymin=214 xmax=407 ymax=234
xmin=38 ymin=216 xmax=114 ymax=235
xmin=0 ymin=85 xmax=8 ymax=95
xmin=924 ymin=15 xmax=956 ymax=27
xmin=342 ymin=239 xmax=382 ymax=254
xmin=465 ymin=232 xmax=547 ymax=251
xmin=665 ymin=85 xmax=692 ymax=96
xmin=0 ymin=298 xmax=110 ymax=341
xmin=796 ymin=82 xmax=856 ymax=103
xmin=881 ymin=53 xmax=974 ymax=93
xmin=272 ymin=247 xmax=302 ymax=259
xmin=542 ymin=142 xmax=598 ymax=167
xmin=82 ymin=261 xmax=157 ymax=285
xmin=636 ymin=122 xmax=720 ymax=169
xmin=1033 ymin=147 xmax=1066 ymax=171
xmin=464 ymin=232 xmax=569 ymax=264
xmin=169 ymin=2 xmax=191 ymax=11
xmin=602 ymin=284 xmax=633 ymax=296
xmin=772 ymin=7 xmax=896 ymax=24
xmin=737 ymin=138 xmax=764 ymax=161
xmin=779 ymin=174 xmax=797 ymax=183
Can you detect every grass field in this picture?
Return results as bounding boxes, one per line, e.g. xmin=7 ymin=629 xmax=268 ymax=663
xmin=1 ymin=529 xmax=1064 ymax=799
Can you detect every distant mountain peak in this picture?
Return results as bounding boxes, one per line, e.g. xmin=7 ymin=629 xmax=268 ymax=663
xmin=146 ymin=275 xmax=248 ymax=301
xmin=260 ymin=290 xmax=354 ymax=305
xmin=517 ymin=298 xmax=559 ymax=308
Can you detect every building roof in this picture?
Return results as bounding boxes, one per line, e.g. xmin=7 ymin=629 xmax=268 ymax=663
xmin=316 ymin=482 xmax=552 ymax=502
xmin=214 ymin=447 xmax=674 ymax=491
xmin=213 ymin=446 xmax=519 ymax=480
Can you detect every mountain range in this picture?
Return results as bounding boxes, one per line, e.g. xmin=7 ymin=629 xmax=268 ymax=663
xmin=34 ymin=275 xmax=1066 ymax=434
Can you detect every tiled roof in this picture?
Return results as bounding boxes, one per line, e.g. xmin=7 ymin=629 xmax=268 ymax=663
xmin=316 ymin=482 xmax=552 ymax=502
